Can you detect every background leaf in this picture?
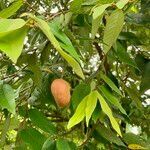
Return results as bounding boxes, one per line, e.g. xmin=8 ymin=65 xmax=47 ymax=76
xmin=0 ymin=0 xmax=23 ymax=18
xmin=56 ymin=139 xmax=71 ymax=150
xmin=0 ymin=83 xmax=15 ymax=114
xmin=93 ymin=125 xmax=125 ymax=146
xmin=29 ymin=109 xmax=56 ymax=135
xmin=49 ymin=21 xmax=80 ymax=62
xmin=91 ymin=4 xmax=111 ymax=38
xmin=100 ymin=72 xmax=122 ymax=96
xmin=27 ymin=14 xmax=84 ymax=79
xmin=71 ymin=83 xmax=91 ymax=110
xmin=19 ymin=128 xmax=46 ymax=150
xmin=70 ymin=0 xmax=84 ymax=12
xmin=42 ymin=139 xmax=56 ymax=150
xmin=116 ymin=0 xmax=129 ymax=9
xmin=115 ymin=41 xmax=138 ymax=69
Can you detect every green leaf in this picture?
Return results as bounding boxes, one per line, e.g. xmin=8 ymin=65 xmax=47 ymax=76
xmin=96 ymin=91 xmax=122 ymax=136
xmin=42 ymin=139 xmax=56 ymax=150
xmin=0 ymin=19 xmax=26 ymax=32
xmin=71 ymin=83 xmax=91 ymax=110
xmin=91 ymin=4 xmax=111 ymax=38
xmin=26 ymin=14 xmax=84 ymax=79
xmin=92 ymin=4 xmax=111 ymax=20
xmin=0 ymin=83 xmax=15 ymax=114
xmin=100 ymin=72 xmax=122 ymax=96
xmin=70 ymin=0 xmax=84 ymax=12
xmin=0 ymin=0 xmax=23 ymax=18
xmin=99 ymin=85 xmax=126 ymax=115
xmin=98 ymin=0 xmax=114 ymax=4
xmin=19 ymin=128 xmax=46 ymax=150
xmin=0 ymin=19 xmax=27 ymax=63
xmin=116 ymin=0 xmax=129 ymax=9
xmin=94 ymin=125 xmax=125 ymax=146
xmin=28 ymin=53 xmax=42 ymax=87
xmin=56 ymin=139 xmax=71 ymax=150
xmin=140 ymin=62 xmax=150 ymax=93
xmin=49 ymin=21 xmax=80 ymax=62
xmin=68 ymin=141 xmax=77 ymax=150
xmin=85 ymin=91 xmax=97 ymax=126
xmin=115 ymin=42 xmax=138 ymax=69
xmin=67 ymin=96 xmax=87 ymax=129
xmin=103 ymin=9 xmax=124 ymax=53
xmin=29 ymin=109 xmax=56 ymax=135
xmin=125 ymin=87 xmax=143 ymax=110
xmin=123 ymin=133 xmax=147 ymax=147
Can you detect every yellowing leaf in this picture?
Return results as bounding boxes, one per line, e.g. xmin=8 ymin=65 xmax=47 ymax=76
xmin=128 ymin=144 xmax=147 ymax=150
xmin=103 ymin=10 xmax=124 ymax=54
xmin=96 ymin=91 xmax=122 ymax=136
xmin=25 ymin=14 xmax=84 ymax=79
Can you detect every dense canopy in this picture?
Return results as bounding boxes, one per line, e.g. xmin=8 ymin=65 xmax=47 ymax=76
xmin=0 ymin=0 xmax=150 ymax=149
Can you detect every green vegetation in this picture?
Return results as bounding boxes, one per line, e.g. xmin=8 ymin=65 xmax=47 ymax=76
xmin=0 ymin=0 xmax=150 ymax=149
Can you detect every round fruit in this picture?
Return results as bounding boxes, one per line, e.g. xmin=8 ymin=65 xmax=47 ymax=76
xmin=50 ymin=79 xmax=71 ymax=108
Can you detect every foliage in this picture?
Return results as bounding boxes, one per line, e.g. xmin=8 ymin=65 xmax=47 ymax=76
xmin=0 ymin=0 xmax=150 ymax=149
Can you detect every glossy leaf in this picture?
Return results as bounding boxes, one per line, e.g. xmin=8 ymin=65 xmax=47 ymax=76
xmin=29 ymin=109 xmax=56 ymax=134
xmin=0 ymin=0 xmax=23 ymax=18
xmin=103 ymin=10 xmax=124 ymax=53
xmin=99 ymin=85 xmax=126 ymax=115
xmin=0 ymin=83 xmax=15 ymax=114
xmin=26 ymin=14 xmax=85 ymax=79
xmin=100 ymin=72 xmax=122 ymax=96
xmin=96 ymin=91 xmax=122 ymax=136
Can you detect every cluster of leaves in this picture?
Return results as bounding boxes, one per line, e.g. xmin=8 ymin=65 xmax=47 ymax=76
xmin=0 ymin=0 xmax=150 ymax=149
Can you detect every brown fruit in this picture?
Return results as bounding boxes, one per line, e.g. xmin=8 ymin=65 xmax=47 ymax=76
xmin=50 ymin=79 xmax=71 ymax=108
